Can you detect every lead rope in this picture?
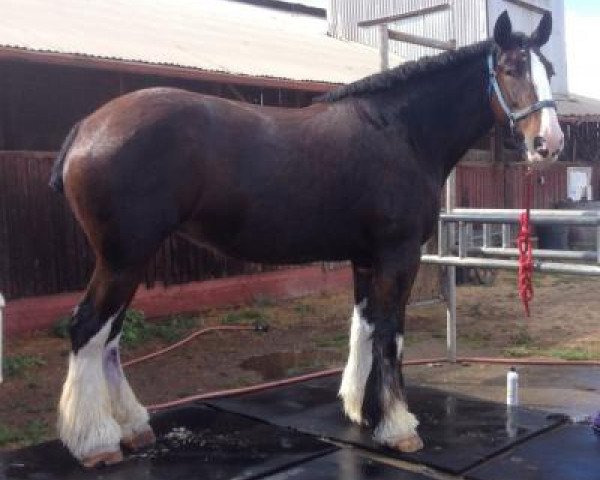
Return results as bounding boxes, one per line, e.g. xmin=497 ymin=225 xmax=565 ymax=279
xmin=517 ymin=169 xmax=534 ymax=316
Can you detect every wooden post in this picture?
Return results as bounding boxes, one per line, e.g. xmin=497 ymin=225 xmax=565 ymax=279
xmin=379 ymin=24 xmax=389 ymax=71
xmin=387 ymin=29 xmax=456 ymax=51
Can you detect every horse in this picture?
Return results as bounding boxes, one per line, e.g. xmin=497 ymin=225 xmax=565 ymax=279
xmin=49 ymin=11 xmax=563 ymax=467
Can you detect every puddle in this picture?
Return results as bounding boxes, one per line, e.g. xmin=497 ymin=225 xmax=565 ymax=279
xmin=240 ymin=351 xmax=340 ymax=380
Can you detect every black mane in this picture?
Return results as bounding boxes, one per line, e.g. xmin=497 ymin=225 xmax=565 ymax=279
xmin=317 ymin=40 xmax=494 ymax=103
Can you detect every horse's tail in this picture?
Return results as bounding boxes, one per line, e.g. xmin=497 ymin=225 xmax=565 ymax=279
xmin=49 ymin=122 xmax=81 ymax=193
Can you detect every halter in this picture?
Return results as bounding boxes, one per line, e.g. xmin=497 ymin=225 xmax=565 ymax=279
xmin=487 ymin=52 xmax=556 ymax=132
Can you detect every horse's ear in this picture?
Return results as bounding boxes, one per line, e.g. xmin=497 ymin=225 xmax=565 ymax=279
xmin=493 ymin=11 xmax=513 ymax=50
xmin=531 ymin=11 xmax=552 ymax=47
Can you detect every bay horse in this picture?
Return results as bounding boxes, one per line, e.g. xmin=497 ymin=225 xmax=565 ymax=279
xmin=50 ymin=11 xmax=563 ymax=467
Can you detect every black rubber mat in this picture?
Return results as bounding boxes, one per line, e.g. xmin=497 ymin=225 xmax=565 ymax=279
xmin=262 ymin=449 xmax=436 ymax=480
xmin=466 ymin=423 xmax=600 ymax=480
xmin=207 ymin=375 xmax=565 ymax=474
xmin=0 ymin=405 xmax=334 ymax=480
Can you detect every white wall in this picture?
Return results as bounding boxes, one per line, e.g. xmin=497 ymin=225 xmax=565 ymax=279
xmin=328 ymin=0 xmax=487 ymax=61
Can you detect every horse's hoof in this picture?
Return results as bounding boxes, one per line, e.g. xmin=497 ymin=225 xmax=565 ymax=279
xmin=395 ymin=434 xmax=424 ymax=453
xmin=82 ymin=449 xmax=123 ymax=468
xmin=121 ymin=429 xmax=156 ymax=451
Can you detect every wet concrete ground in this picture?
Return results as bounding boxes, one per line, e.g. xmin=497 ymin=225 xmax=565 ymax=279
xmin=406 ymin=363 xmax=600 ymax=421
xmin=238 ymin=350 xmax=600 ymax=421
xmin=3 ymin=364 xmax=598 ymax=480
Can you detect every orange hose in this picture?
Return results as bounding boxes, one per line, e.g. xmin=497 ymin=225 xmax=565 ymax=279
xmin=121 ymin=322 xmax=600 ymax=411
xmin=122 ymin=325 xmax=256 ymax=368
xmin=455 ymin=356 xmax=600 ymax=366
xmin=145 ymin=355 xmax=600 ymax=411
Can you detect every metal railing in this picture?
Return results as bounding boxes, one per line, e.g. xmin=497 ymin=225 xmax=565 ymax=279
xmin=421 ymin=208 xmax=600 ymax=361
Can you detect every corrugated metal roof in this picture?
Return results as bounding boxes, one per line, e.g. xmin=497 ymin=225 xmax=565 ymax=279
xmin=0 ymin=0 xmax=402 ymax=86
xmin=556 ymin=94 xmax=600 ymax=123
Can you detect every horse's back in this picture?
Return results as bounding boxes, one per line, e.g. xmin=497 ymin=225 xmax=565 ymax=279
xmin=59 ymin=87 xmax=350 ymax=262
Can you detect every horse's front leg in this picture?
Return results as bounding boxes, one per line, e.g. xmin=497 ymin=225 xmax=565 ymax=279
xmin=340 ymin=247 xmax=423 ymax=452
xmin=339 ymin=263 xmax=372 ymax=424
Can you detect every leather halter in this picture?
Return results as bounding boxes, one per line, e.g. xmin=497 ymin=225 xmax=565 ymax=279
xmin=487 ymin=52 xmax=556 ymax=131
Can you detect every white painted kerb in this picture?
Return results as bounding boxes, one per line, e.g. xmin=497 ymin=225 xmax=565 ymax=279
xmin=0 ymin=293 xmax=5 ymax=384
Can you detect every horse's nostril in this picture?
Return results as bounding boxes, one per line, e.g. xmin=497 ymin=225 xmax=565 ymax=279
xmin=533 ymin=136 xmax=549 ymax=158
xmin=537 ymin=148 xmax=549 ymax=158
xmin=533 ymin=136 xmax=545 ymax=150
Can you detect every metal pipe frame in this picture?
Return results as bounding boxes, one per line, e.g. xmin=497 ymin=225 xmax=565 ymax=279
xmin=427 ymin=207 xmax=600 ymax=365
xmin=468 ymin=246 xmax=598 ymax=261
xmin=422 ymin=254 xmax=600 ymax=276
xmin=442 ymin=208 xmax=600 ymax=226
xmin=445 ymin=171 xmax=457 ymax=363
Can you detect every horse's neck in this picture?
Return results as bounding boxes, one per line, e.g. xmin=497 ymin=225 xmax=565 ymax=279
xmin=381 ymin=55 xmax=495 ymax=181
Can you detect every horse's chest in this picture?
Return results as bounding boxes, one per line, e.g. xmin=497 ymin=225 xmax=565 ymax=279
xmin=367 ymin=177 xmax=440 ymax=235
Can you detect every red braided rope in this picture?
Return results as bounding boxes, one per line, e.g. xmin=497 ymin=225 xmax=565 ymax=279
xmin=517 ymin=170 xmax=534 ymax=316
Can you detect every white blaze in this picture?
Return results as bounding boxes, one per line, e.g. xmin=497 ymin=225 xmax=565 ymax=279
xmin=530 ymin=51 xmax=563 ymax=156
xmin=339 ymin=299 xmax=373 ymax=425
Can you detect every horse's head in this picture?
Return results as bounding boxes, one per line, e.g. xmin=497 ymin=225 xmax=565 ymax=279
xmin=490 ymin=10 xmax=564 ymax=164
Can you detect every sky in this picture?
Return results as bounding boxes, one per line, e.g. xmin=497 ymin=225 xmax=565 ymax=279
xmin=565 ymin=0 xmax=600 ymax=98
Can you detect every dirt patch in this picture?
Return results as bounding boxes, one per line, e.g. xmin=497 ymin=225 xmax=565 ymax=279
xmin=1 ymin=271 xmax=599 ymax=449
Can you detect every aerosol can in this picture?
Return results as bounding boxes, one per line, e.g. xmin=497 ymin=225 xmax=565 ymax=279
xmin=593 ymin=411 xmax=600 ymax=437
xmin=506 ymin=366 xmax=519 ymax=406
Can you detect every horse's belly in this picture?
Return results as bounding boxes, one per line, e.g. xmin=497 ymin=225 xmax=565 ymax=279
xmin=180 ymin=216 xmax=364 ymax=265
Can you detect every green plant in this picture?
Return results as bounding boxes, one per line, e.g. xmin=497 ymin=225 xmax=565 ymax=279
xmin=118 ymin=309 xmax=148 ymax=346
xmin=4 ymin=355 xmax=46 ymax=378
xmin=316 ymin=333 xmax=348 ymax=349
xmin=253 ymin=295 xmax=277 ymax=308
xmin=0 ymin=424 xmax=20 ymax=446
xmin=503 ymin=346 xmax=536 ymax=357
xmin=293 ymin=303 xmax=315 ymax=317
xmin=150 ymin=314 xmax=199 ymax=343
xmin=52 ymin=315 xmax=71 ymax=338
xmin=510 ymin=324 xmax=534 ymax=347
xmin=461 ymin=330 xmax=492 ymax=347
xmin=547 ymin=347 xmax=593 ymax=361
xmin=0 ymin=420 xmax=49 ymax=447
xmin=53 ymin=309 xmax=200 ymax=347
xmin=221 ymin=309 xmax=267 ymax=325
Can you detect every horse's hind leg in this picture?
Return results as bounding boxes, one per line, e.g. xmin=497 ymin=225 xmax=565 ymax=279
xmin=58 ymin=264 xmax=147 ymax=467
xmin=103 ymin=323 xmax=155 ymax=451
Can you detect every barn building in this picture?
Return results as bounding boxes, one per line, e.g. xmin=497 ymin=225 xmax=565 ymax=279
xmin=1 ymin=0 xmax=438 ymax=335
xmin=2 ymin=0 xmax=599 ymax=333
